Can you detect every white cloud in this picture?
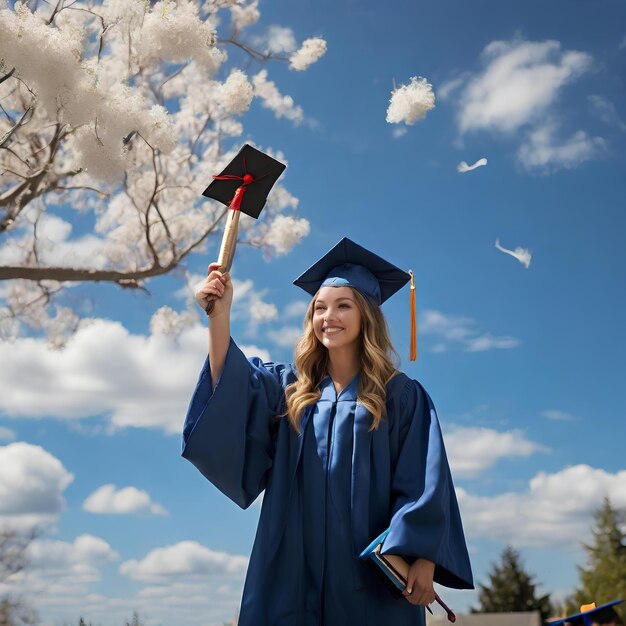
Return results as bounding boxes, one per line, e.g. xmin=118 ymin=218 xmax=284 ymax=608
xmin=588 ymin=94 xmax=626 ymax=132
xmin=495 ymin=238 xmax=532 ymax=268
xmin=445 ymin=426 xmax=548 ymax=478
xmin=251 ymin=25 xmax=297 ymax=54
xmin=119 ymin=541 xmax=248 ymax=583
xmin=0 ymin=426 xmax=16 ymax=441
xmin=391 ymin=127 xmax=408 ymax=139
xmin=0 ymin=319 xmax=269 ymax=432
xmin=437 ymin=75 xmax=467 ymax=101
xmin=458 ymin=464 xmax=626 ymax=547
xmin=283 ymin=300 xmax=308 ymax=319
xmin=456 ymin=39 xmax=591 ymax=134
xmin=266 ymin=325 xmax=301 ymax=349
xmin=0 ymin=212 xmax=108 ymax=269
xmin=457 ymin=157 xmax=487 ymax=173
xmin=26 ymin=534 xmax=119 ymax=585
xmin=83 ymin=484 xmax=168 ymax=516
xmin=517 ymin=123 xmax=605 ymax=172
xmin=419 ymin=309 xmax=521 ymax=353
xmin=542 ymin=409 xmax=580 ymax=421
xmin=0 ymin=442 xmax=74 ymax=530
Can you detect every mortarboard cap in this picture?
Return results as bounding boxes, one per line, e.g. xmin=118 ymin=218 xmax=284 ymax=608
xmin=545 ymin=600 xmax=624 ymax=626
xmin=203 ymin=144 xmax=286 ymax=218
xmin=293 ymin=237 xmax=418 ymax=360
xmin=293 ymin=237 xmax=410 ymax=306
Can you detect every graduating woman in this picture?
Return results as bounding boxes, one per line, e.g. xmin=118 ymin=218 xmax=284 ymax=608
xmin=182 ymin=238 xmax=473 ymax=626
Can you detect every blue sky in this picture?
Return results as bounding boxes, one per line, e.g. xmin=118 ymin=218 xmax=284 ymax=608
xmin=1 ymin=0 xmax=626 ymax=624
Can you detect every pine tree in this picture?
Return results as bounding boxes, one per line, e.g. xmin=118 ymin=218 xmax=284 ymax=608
xmin=572 ymin=497 xmax=626 ymax=609
xmin=472 ymin=545 xmax=553 ymax=620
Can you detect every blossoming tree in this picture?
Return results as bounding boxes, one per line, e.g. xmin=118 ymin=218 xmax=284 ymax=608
xmin=0 ymin=0 xmax=326 ymax=342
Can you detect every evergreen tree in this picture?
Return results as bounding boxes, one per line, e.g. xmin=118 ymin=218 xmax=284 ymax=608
xmin=572 ymin=497 xmax=626 ymax=609
xmin=472 ymin=545 xmax=553 ymax=620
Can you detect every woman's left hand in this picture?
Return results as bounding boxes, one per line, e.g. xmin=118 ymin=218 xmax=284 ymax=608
xmin=402 ymin=558 xmax=436 ymax=606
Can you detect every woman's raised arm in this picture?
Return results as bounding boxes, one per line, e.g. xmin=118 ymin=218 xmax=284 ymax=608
xmin=195 ymin=262 xmax=233 ymax=388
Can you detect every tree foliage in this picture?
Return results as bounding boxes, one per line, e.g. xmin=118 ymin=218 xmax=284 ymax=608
xmin=0 ymin=0 xmax=325 ymax=343
xmin=472 ymin=545 xmax=553 ymax=620
xmin=0 ymin=529 xmax=37 ymax=626
xmin=570 ymin=497 xmax=626 ymax=610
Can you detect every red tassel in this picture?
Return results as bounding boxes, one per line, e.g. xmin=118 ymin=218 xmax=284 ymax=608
xmin=409 ymin=270 xmax=417 ymax=361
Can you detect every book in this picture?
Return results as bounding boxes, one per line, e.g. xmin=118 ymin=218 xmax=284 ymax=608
xmin=359 ymin=528 xmax=456 ymax=623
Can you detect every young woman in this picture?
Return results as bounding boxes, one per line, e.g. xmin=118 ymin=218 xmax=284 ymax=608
xmin=183 ymin=238 xmax=473 ymax=626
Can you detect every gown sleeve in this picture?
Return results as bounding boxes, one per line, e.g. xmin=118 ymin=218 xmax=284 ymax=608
xmin=181 ymin=338 xmax=286 ymax=510
xmin=381 ymin=377 xmax=474 ymax=590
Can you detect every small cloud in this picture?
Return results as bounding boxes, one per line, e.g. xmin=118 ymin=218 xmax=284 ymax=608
xmin=445 ymin=426 xmax=548 ymax=478
xmin=251 ymin=25 xmax=297 ymax=54
xmin=588 ymin=95 xmax=626 ymax=132
xmin=457 ymin=157 xmax=488 ymax=173
xmin=437 ymin=75 xmax=467 ymax=101
xmin=267 ymin=325 xmax=301 ymax=349
xmin=455 ymin=39 xmax=592 ymax=134
xmin=420 ymin=309 xmax=521 ymax=353
xmin=83 ymin=484 xmax=168 ymax=516
xmin=386 ymin=76 xmax=435 ymax=125
xmin=392 ymin=127 xmax=408 ymax=139
xmin=119 ymin=541 xmax=248 ymax=583
xmin=283 ymin=300 xmax=308 ymax=319
xmin=517 ymin=123 xmax=605 ymax=173
xmin=542 ymin=409 xmax=580 ymax=422
xmin=0 ymin=426 xmax=16 ymax=441
xmin=495 ymin=238 xmax=532 ymax=268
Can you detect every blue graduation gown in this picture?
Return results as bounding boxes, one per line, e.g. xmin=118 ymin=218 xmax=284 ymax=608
xmin=182 ymin=339 xmax=473 ymax=626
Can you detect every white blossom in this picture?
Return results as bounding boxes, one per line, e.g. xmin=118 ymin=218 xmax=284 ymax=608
xmin=252 ymin=70 xmax=303 ymax=123
xmin=386 ymin=76 xmax=436 ymax=125
xmin=138 ymin=0 xmax=219 ymax=67
xmin=289 ymin=37 xmax=327 ymax=71
xmin=218 ymin=69 xmax=254 ymax=115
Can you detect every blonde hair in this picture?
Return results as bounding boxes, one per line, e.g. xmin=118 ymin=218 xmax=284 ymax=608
xmin=284 ymin=287 xmax=399 ymax=432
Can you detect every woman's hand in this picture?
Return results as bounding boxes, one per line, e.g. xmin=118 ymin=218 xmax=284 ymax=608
xmin=195 ymin=263 xmax=233 ymax=319
xmin=402 ymin=558 xmax=436 ymax=606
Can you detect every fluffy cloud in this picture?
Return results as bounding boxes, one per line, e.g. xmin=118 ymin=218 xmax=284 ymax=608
xmin=419 ymin=309 xmax=521 ymax=353
xmin=26 ymin=534 xmax=119 ymax=586
xmin=517 ymin=123 xmax=605 ymax=172
xmin=119 ymin=540 xmax=248 ymax=583
xmin=445 ymin=426 xmax=548 ymax=478
xmin=458 ymin=464 xmax=626 ymax=547
xmin=456 ymin=39 xmax=591 ymax=134
xmin=0 ymin=319 xmax=268 ymax=432
xmin=0 ymin=442 xmax=74 ymax=530
xmin=83 ymin=484 xmax=168 ymax=516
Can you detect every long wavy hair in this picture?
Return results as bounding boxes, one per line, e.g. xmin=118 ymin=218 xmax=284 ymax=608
xmin=284 ymin=287 xmax=399 ymax=432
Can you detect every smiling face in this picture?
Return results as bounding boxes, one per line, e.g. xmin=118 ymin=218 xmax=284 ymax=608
xmin=312 ymin=285 xmax=362 ymax=354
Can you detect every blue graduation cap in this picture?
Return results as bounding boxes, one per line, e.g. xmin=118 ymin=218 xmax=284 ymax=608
xmin=546 ymin=600 xmax=624 ymax=626
xmin=293 ymin=237 xmax=418 ymax=360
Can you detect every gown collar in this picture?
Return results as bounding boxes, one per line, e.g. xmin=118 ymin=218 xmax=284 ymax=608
xmin=319 ymin=373 xmax=360 ymax=402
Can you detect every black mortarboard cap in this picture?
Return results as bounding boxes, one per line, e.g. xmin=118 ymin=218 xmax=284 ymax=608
xmin=546 ymin=600 xmax=624 ymax=626
xmin=293 ymin=238 xmax=410 ymax=306
xmin=202 ymin=144 xmax=286 ymax=218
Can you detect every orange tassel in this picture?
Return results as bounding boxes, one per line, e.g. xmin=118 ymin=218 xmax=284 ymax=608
xmin=409 ymin=270 xmax=417 ymax=361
